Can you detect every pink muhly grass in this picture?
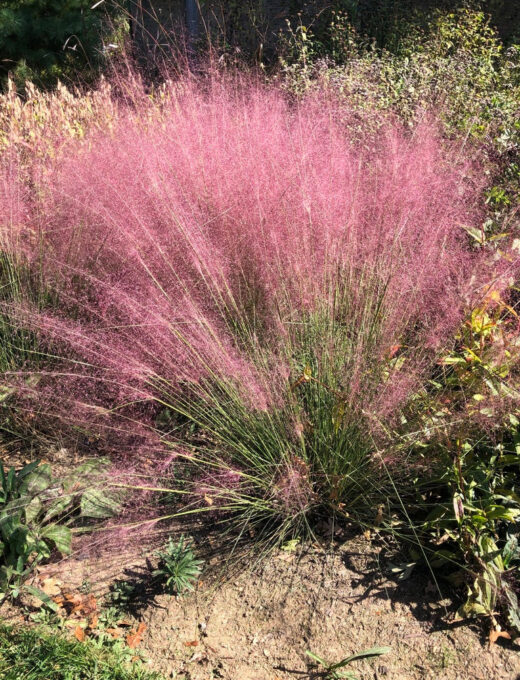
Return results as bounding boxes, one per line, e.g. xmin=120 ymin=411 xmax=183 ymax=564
xmin=3 ymin=73 xmax=498 ymax=542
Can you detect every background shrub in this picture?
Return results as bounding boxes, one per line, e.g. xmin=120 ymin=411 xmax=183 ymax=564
xmin=0 ymin=0 xmax=126 ymax=88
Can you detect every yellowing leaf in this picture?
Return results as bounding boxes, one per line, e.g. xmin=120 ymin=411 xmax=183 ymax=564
xmin=74 ymin=626 xmax=86 ymax=642
xmin=489 ymin=629 xmax=511 ymax=645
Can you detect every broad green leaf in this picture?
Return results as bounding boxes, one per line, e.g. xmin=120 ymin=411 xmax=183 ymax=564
xmin=24 ymin=496 xmax=42 ymax=523
xmin=80 ymin=488 xmax=121 ymax=519
xmin=17 ymin=461 xmax=42 ymax=481
xmin=23 ymin=585 xmax=59 ymax=612
xmin=457 ymin=600 xmax=488 ymax=618
xmin=0 ymin=386 xmax=16 ymax=403
xmin=62 ymin=458 xmax=109 ymax=493
xmin=21 ymin=465 xmax=52 ymax=495
xmin=41 ymin=524 xmax=72 ymax=555
xmin=0 ymin=514 xmax=22 ymax=541
xmin=505 ymin=585 xmax=520 ymax=634
xmin=485 ymin=506 xmax=520 ymax=522
xmin=281 ymin=538 xmax=300 ymax=552
xmin=43 ymin=496 xmax=73 ymax=523
xmin=0 ymin=464 xmax=6 ymax=497
xmin=13 ymin=526 xmax=31 ymax=555
xmin=502 ymin=534 xmax=519 ymax=568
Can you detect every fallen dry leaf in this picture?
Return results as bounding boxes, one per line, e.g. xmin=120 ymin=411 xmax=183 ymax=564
xmin=74 ymin=626 xmax=86 ymax=642
xmin=126 ymin=622 xmax=146 ymax=649
xmin=184 ymin=640 xmax=199 ymax=647
xmin=82 ymin=594 xmax=98 ymax=616
xmin=106 ymin=628 xmax=122 ymax=639
xmin=489 ymin=629 xmax=511 ymax=645
xmin=61 ymin=591 xmax=83 ymax=612
xmin=41 ymin=577 xmax=61 ymax=598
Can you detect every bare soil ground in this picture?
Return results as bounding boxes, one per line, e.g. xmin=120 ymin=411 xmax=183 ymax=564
xmin=5 ymin=532 xmax=519 ymax=680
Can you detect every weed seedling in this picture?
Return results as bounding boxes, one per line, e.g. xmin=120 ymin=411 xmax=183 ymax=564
xmin=305 ymin=646 xmax=390 ymax=679
xmin=153 ymin=536 xmax=203 ymax=596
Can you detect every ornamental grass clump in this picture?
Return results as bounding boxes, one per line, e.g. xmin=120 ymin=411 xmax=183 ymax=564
xmin=4 ymin=74 xmax=495 ymax=545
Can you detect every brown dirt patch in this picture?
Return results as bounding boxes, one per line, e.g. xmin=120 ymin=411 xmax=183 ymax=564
xmin=2 ymin=533 xmax=520 ymax=679
xmin=134 ymin=537 xmax=520 ymax=679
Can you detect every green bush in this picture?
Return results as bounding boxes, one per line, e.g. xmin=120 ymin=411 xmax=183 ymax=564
xmin=0 ymin=0 xmax=125 ymax=88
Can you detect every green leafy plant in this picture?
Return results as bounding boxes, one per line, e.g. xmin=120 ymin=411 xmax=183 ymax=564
xmin=104 ymin=579 xmax=137 ymax=615
xmin=0 ymin=458 xmax=122 ymax=601
xmin=413 ymin=286 xmax=520 ymax=635
xmin=305 ymin=646 xmax=390 ymax=679
xmin=0 ymin=460 xmax=71 ymax=599
xmin=152 ymin=536 xmax=203 ymax=596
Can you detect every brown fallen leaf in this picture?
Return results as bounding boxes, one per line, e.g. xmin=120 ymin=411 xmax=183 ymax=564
xmin=82 ymin=594 xmax=98 ymax=616
xmin=74 ymin=626 xmax=86 ymax=642
xmin=41 ymin=577 xmax=62 ymax=598
xmin=126 ymin=622 xmax=146 ymax=649
xmin=184 ymin=640 xmax=199 ymax=647
xmin=489 ymin=629 xmax=511 ymax=645
xmin=61 ymin=591 xmax=83 ymax=613
xmin=88 ymin=613 xmax=99 ymax=630
xmin=106 ymin=628 xmax=122 ymax=639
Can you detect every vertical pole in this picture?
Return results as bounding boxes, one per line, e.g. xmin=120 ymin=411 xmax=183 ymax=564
xmin=185 ymin=0 xmax=201 ymax=47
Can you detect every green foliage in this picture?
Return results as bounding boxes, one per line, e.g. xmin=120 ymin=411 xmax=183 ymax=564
xmin=152 ymin=536 xmax=202 ymax=596
xmin=0 ymin=459 xmax=122 ymax=601
xmin=300 ymin=1 xmax=520 ymax=53
xmin=282 ymin=20 xmax=520 ymax=633
xmin=0 ymin=460 xmax=71 ymax=599
xmin=104 ymin=580 xmax=137 ymax=615
xmin=420 ymin=439 xmax=520 ymax=632
xmin=283 ymin=7 xmax=520 ymax=152
xmin=0 ymin=0 xmax=124 ymax=88
xmin=0 ymin=623 xmax=163 ymax=680
xmin=305 ymin=646 xmax=390 ymax=680
xmin=409 ymin=283 xmax=520 ymax=632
